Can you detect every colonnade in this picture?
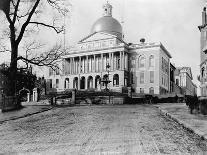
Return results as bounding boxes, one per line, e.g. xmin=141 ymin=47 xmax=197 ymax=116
xmin=64 ymin=74 xmax=120 ymax=90
xmin=64 ymin=51 xmax=128 ymax=75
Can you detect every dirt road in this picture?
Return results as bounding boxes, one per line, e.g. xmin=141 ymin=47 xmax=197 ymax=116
xmin=0 ymin=105 xmax=206 ymax=154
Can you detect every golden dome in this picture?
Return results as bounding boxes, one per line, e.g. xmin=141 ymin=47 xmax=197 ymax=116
xmin=91 ymin=16 xmax=122 ymax=37
xmin=91 ymin=2 xmax=123 ymax=39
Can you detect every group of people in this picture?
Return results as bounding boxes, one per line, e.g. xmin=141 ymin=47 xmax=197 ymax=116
xmin=185 ymin=95 xmax=199 ymax=114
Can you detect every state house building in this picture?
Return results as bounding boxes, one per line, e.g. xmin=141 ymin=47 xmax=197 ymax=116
xmin=46 ymin=2 xmax=172 ymax=95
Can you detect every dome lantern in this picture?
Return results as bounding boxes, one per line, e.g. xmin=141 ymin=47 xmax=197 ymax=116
xmin=91 ymin=2 xmax=123 ymax=39
xmin=103 ymin=1 xmax=112 ymax=17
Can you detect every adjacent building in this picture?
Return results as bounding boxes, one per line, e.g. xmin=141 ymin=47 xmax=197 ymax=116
xmin=45 ymin=2 xmax=172 ymax=95
xmin=198 ymin=7 xmax=207 ymax=96
xmin=170 ymin=63 xmax=182 ymax=95
xmin=175 ymin=67 xmax=197 ymax=96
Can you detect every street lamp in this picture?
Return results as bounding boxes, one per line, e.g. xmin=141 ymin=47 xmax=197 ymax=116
xmin=101 ymin=63 xmax=111 ymax=91
xmin=101 ymin=63 xmax=111 ymax=104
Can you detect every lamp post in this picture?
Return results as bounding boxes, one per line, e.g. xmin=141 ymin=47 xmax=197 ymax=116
xmin=101 ymin=63 xmax=111 ymax=91
xmin=101 ymin=63 xmax=111 ymax=104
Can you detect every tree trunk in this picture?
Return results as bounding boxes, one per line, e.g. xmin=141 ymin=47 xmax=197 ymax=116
xmin=7 ymin=21 xmax=18 ymax=96
xmin=9 ymin=46 xmax=18 ymax=96
xmin=9 ymin=35 xmax=18 ymax=96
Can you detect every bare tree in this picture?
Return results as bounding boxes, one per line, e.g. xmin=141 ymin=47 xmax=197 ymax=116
xmin=0 ymin=0 xmax=70 ymax=96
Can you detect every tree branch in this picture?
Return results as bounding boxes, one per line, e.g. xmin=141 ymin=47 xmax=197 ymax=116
xmin=29 ymin=22 xmax=63 ymax=33
xmin=12 ymin=0 xmax=21 ymax=23
xmin=17 ymin=44 xmax=63 ymax=70
xmin=16 ymin=0 xmax=40 ymax=45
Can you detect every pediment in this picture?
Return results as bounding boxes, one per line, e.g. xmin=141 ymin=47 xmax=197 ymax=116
xmin=79 ymin=32 xmax=117 ymax=43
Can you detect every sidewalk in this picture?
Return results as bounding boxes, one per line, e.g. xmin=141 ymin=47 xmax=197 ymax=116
xmin=0 ymin=104 xmax=53 ymax=123
xmin=154 ymin=103 xmax=207 ymax=141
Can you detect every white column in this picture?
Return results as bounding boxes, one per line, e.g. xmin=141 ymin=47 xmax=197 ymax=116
xmin=70 ymin=58 xmax=72 ymax=74
xmin=83 ymin=57 xmax=85 ymax=73
xmin=82 ymin=57 xmax=85 ymax=73
xmin=71 ymin=58 xmax=73 ymax=74
xmin=75 ymin=59 xmax=77 ymax=74
xmin=125 ymin=53 xmax=128 ymax=70
xmin=86 ymin=55 xmax=88 ymax=73
xmin=68 ymin=59 xmax=70 ymax=74
xmin=74 ymin=58 xmax=76 ymax=74
xmin=119 ymin=51 xmax=121 ymax=70
xmin=101 ymin=53 xmax=103 ymax=72
xmin=123 ymin=51 xmax=125 ymax=70
xmin=73 ymin=58 xmax=75 ymax=74
xmin=94 ymin=55 xmax=96 ymax=72
xmin=93 ymin=76 xmax=95 ymax=88
xmin=97 ymin=56 xmax=99 ymax=72
xmin=75 ymin=58 xmax=77 ymax=74
xmin=90 ymin=56 xmax=93 ymax=72
xmin=76 ymin=58 xmax=78 ymax=74
xmin=111 ymin=52 xmax=114 ymax=71
xmin=79 ymin=56 xmax=81 ymax=73
xmin=67 ymin=58 xmax=70 ymax=74
xmin=109 ymin=53 xmax=111 ymax=71
xmin=85 ymin=77 xmax=87 ymax=89
xmin=78 ymin=77 xmax=80 ymax=90
xmin=104 ymin=55 xmax=106 ymax=71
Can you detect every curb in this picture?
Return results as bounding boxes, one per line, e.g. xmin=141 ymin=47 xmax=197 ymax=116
xmin=156 ymin=106 xmax=207 ymax=141
xmin=0 ymin=106 xmax=54 ymax=124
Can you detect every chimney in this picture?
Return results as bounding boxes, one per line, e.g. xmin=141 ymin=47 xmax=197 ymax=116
xmin=140 ymin=38 xmax=145 ymax=43
xmin=202 ymin=7 xmax=206 ymax=25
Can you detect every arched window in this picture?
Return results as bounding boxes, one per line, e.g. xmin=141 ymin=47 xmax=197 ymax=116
xmin=80 ymin=77 xmax=85 ymax=89
xmin=202 ymin=67 xmax=205 ymax=77
xmin=87 ymin=76 xmax=93 ymax=89
xmin=149 ymin=55 xmax=154 ymax=67
xmin=73 ymin=77 xmax=78 ymax=89
xmin=149 ymin=87 xmax=154 ymax=94
xmin=64 ymin=78 xmax=69 ymax=89
xmin=139 ymin=56 xmax=146 ymax=68
xmin=95 ymin=75 xmax=101 ymax=88
xmin=113 ymin=74 xmax=119 ymax=86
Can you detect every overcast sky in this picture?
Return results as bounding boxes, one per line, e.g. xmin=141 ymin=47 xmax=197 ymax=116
xmin=63 ymin=0 xmax=206 ymax=94
xmin=0 ymin=0 xmax=206 ymax=94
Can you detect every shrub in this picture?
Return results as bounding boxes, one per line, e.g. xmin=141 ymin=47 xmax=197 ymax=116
xmin=199 ymin=98 xmax=207 ymax=115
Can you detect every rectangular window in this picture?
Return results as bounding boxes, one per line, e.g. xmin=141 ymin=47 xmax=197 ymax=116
xmin=48 ymin=79 xmax=52 ymax=88
xmin=56 ymin=68 xmax=60 ymax=75
xmin=205 ymin=31 xmax=207 ymax=40
xmin=56 ymin=79 xmax=59 ymax=88
xmin=140 ymin=88 xmax=144 ymax=93
xmin=130 ymin=72 xmax=134 ymax=84
xmin=150 ymin=71 xmax=154 ymax=83
xmin=49 ymin=68 xmax=53 ymax=76
xmin=176 ymin=79 xmax=179 ymax=85
xmin=140 ymin=72 xmax=144 ymax=84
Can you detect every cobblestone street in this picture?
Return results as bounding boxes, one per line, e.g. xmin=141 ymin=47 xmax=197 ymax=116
xmin=0 ymin=105 xmax=207 ymax=154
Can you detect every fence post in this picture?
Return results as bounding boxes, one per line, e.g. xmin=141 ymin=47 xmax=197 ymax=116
xmin=33 ymin=88 xmax=38 ymax=102
xmin=71 ymin=89 xmax=76 ymax=104
xmin=27 ymin=93 xmax=30 ymax=102
xmin=128 ymin=87 xmax=132 ymax=98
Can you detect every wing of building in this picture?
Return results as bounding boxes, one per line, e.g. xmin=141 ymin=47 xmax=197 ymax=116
xmin=174 ymin=67 xmax=197 ymax=96
xmin=199 ymin=7 xmax=207 ymax=96
xmin=45 ymin=2 xmax=173 ymax=95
